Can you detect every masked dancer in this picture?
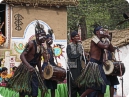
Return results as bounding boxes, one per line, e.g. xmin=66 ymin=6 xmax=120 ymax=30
xmin=86 ymin=32 xmax=119 ymax=97
xmin=75 ymin=26 xmax=115 ymax=97
xmin=104 ymin=33 xmax=119 ymax=97
xmin=42 ymin=29 xmax=57 ymax=97
xmin=7 ymin=21 xmax=47 ymax=97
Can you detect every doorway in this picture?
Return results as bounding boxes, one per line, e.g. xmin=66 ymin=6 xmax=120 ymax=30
xmin=0 ymin=4 xmax=5 ymax=36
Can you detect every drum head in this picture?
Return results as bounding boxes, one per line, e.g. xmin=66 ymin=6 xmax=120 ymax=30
xmin=103 ymin=60 xmax=114 ymax=75
xmin=43 ymin=65 xmax=53 ymax=79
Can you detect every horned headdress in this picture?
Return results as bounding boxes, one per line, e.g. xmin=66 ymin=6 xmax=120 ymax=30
xmin=46 ymin=29 xmax=54 ymax=39
xmin=35 ymin=20 xmax=45 ymax=34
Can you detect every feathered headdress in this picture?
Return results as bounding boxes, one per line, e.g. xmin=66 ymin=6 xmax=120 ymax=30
xmin=46 ymin=29 xmax=54 ymax=39
xmin=35 ymin=20 xmax=45 ymax=34
xmin=48 ymin=29 xmax=53 ymax=36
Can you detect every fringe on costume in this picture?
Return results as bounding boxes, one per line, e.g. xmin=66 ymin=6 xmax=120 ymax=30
xmin=75 ymin=62 xmax=105 ymax=88
xmin=7 ymin=63 xmax=47 ymax=93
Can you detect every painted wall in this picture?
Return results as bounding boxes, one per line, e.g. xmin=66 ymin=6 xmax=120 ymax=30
xmin=11 ymin=6 xmax=67 ymax=39
xmin=0 ymin=5 xmax=67 ymax=73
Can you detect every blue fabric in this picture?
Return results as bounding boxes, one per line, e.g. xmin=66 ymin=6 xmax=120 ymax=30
xmin=93 ymin=26 xmax=102 ymax=34
xmin=31 ymin=73 xmax=39 ymax=96
xmin=44 ymin=79 xmax=57 ymax=89
xmin=106 ymin=75 xmax=119 ymax=86
xmin=42 ymin=62 xmax=48 ymax=70
xmin=87 ymin=91 xmax=98 ymax=97
xmin=88 ymin=58 xmax=108 ymax=94
xmin=0 ymin=77 xmax=2 ymax=82
xmin=71 ymin=31 xmax=78 ymax=38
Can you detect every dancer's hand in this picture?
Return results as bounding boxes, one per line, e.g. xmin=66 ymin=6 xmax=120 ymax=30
xmin=27 ymin=65 xmax=35 ymax=72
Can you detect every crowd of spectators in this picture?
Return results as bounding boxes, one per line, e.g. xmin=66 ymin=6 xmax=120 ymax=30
xmin=0 ymin=66 xmax=17 ymax=86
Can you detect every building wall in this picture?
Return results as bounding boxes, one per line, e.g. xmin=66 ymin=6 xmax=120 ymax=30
xmin=0 ymin=5 xmax=68 ymax=73
xmin=11 ymin=6 xmax=67 ymax=39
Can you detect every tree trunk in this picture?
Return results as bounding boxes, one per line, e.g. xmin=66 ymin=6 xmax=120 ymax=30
xmin=79 ymin=17 xmax=87 ymax=40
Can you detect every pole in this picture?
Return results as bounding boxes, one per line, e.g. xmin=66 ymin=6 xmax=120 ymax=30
xmin=117 ymin=48 xmax=123 ymax=97
xmin=67 ymin=66 xmax=71 ymax=97
xmin=62 ymin=55 xmax=73 ymax=97
xmin=122 ymin=77 xmax=123 ymax=97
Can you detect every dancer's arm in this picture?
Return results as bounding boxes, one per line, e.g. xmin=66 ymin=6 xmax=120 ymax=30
xmin=20 ymin=41 xmax=34 ymax=71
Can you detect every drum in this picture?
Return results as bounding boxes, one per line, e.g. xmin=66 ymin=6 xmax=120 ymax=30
xmin=103 ymin=60 xmax=125 ymax=76
xmin=43 ymin=65 xmax=66 ymax=82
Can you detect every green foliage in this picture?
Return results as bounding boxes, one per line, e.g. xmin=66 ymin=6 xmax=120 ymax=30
xmin=67 ymin=0 xmax=129 ymax=38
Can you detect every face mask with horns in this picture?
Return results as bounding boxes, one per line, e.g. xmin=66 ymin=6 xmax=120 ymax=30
xmin=35 ymin=21 xmax=45 ymax=34
xmin=48 ymin=29 xmax=54 ymax=37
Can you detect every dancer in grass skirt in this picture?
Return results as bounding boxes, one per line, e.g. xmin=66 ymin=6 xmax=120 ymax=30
xmin=7 ymin=21 xmax=47 ymax=97
xmin=76 ymin=26 xmax=115 ymax=97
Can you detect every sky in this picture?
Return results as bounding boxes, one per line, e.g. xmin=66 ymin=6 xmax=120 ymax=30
xmin=126 ymin=0 xmax=129 ymax=3
xmin=0 ymin=0 xmax=3 ymax=3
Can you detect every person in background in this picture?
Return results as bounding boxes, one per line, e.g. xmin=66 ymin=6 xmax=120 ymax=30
xmin=67 ymin=31 xmax=85 ymax=97
xmin=11 ymin=66 xmax=17 ymax=77
xmin=1 ymin=67 xmax=12 ymax=83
